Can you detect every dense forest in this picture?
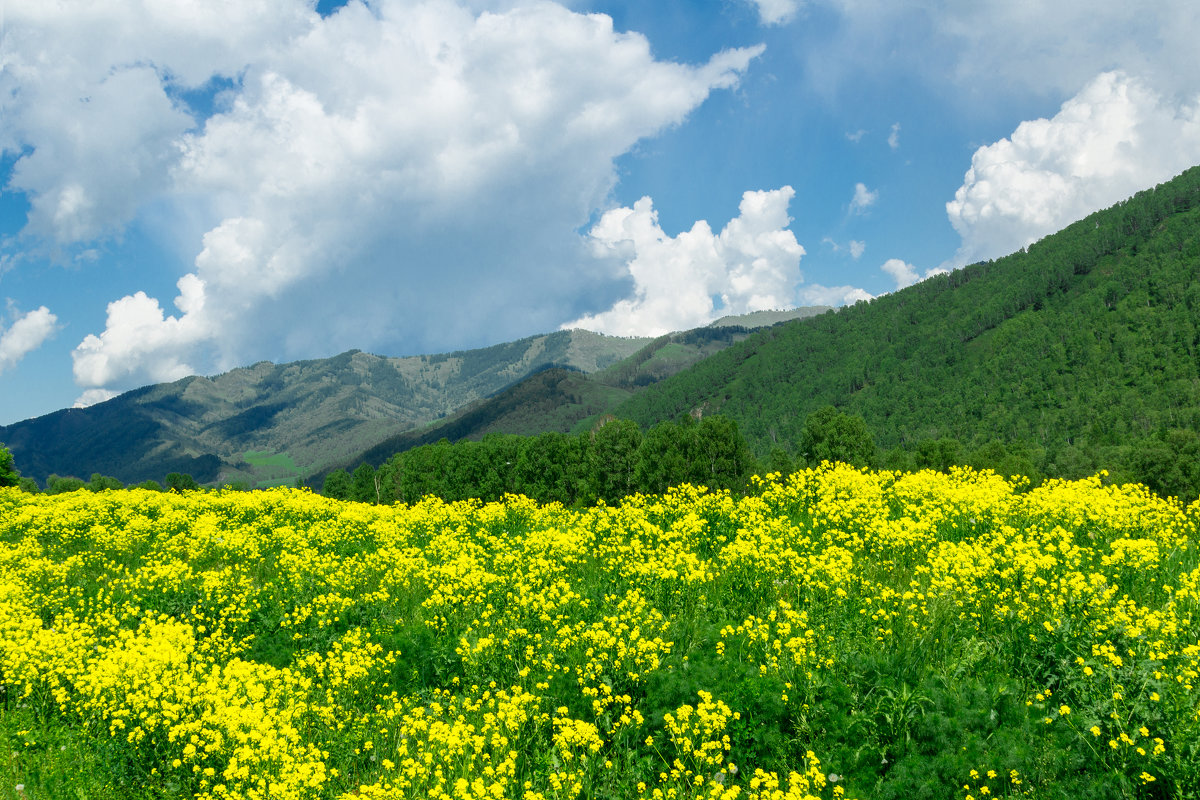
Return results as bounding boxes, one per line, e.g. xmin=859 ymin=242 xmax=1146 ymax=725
xmin=321 ymin=414 xmax=753 ymax=506
xmin=317 ymin=400 xmax=1170 ymax=506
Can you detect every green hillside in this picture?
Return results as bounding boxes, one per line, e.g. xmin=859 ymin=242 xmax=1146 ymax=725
xmin=610 ymin=165 xmax=1200 ymax=484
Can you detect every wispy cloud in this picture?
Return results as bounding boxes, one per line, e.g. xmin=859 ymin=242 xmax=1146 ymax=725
xmin=746 ymin=0 xmax=801 ymax=26
xmin=0 ymin=306 xmax=58 ymax=374
xmin=850 ymin=182 xmax=878 ymax=214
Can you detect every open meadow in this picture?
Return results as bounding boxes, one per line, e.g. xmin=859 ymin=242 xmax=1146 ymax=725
xmin=0 ymin=465 xmax=1197 ymax=799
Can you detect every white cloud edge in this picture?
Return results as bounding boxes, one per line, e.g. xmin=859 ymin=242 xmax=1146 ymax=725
xmin=946 ymin=70 xmax=1200 ymax=266
xmin=563 ymin=186 xmax=808 ymax=336
xmin=0 ymin=305 xmax=59 ymax=375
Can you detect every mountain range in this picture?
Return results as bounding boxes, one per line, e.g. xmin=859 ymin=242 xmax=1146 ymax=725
xmin=1 ymin=310 xmax=826 ymax=486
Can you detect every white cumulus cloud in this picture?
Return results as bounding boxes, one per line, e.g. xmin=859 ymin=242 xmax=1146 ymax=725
xmin=7 ymin=1 xmax=765 ymax=395
xmin=947 ymin=71 xmax=1200 ymax=265
xmin=0 ymin=306 xmax=58 ymax=374
xmin=72 ymin=276 xmax=209 ymax=390
xmin=848 ymin=240 xmax=866 ymax=259
xmin=564 ymin=187 xmax=806 ymax=336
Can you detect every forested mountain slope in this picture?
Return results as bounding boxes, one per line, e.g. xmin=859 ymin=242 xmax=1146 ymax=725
xmin=0 ymin=329 xmax=655 ymax=486
xmin=612 ymin=166 xmax=1200 ymax=479
xmin=314 ymin=324 xmax=776 ymax=482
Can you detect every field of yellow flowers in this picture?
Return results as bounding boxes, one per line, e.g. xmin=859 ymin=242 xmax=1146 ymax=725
xmin=1 ymin=465 xmax=1197 ymax=800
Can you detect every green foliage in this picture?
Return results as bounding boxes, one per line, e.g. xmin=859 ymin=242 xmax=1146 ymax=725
xmin=0 ymin=443 xmax=17 ymax=487
xmin=637 ymin=415 xmax=754 ymax=494
xmin=1128 ymin=429 xmax=1200 ymax=500
xmin=798 ymin=406 xmax=877 ymax=467
xmin=585 ymin=418 xmax=644 ymax=504
xmin=513 ymin=431 xmax=588 ymax=505
xmin=913 ymin=437 xmax=963 ymax=473
xmin=351 ymin=463 xmax=380 ymax=504
xmin=17 ymin=476 xmax=39 ymax=493
xmin=88 ymin=473 xmax=125 ymax=492
xmin=164 ymin=473 xmax=199 ymax=492
xmin=372 ymin=416 xmax=753 ymax=506
xmin=323 ymin=468 xmax=353 ymax=500
xmin=46 ymin=474 xmax=86 ymax=494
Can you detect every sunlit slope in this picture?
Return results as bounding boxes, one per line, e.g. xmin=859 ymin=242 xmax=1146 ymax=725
xmin=2 ymin=467 xmax=1198 ymax=798
xmin=613 ymin=166 xmax=1200 ymax=466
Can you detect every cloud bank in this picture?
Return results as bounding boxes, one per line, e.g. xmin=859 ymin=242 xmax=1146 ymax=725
xmin=0 ymin=1 xmax=764 ymax=400
xmin=565 ymin=187 xmax=805 ymax=336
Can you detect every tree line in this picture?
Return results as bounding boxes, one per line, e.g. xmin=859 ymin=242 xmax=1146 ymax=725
xmin=322 ymin=414 xmax=754 ymax=506
xmin=0 ymin=447 xmax=206 ymax=494
xmin=320 ymin=404 xmax=1200 ymax=507
xmin=7 ymin=403 xmax=1195 ymax=504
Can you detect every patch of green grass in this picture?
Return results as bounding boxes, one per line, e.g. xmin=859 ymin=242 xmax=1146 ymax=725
xmin=0 ymin=705 xmax=158 ymax=800
xmin=240 ymin=450 xmax=304 ymax=488
xmin=242 ymin=450 xmax=299 ymax=470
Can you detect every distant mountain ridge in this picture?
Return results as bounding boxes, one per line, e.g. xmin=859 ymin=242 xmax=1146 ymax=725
xmin=322 ymin=324 xmax=767 ymax=480
xmin=1 ymin=329 xmax=654 ymax=485
xmin=2 ymin=315 xmax=819 ymax=487
xmin=15 ymin=163 xmax=1198 ymax=493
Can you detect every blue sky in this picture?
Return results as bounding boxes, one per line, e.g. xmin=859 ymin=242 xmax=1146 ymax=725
xmin=2 ymin=0 xmax=1199 ymax=425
